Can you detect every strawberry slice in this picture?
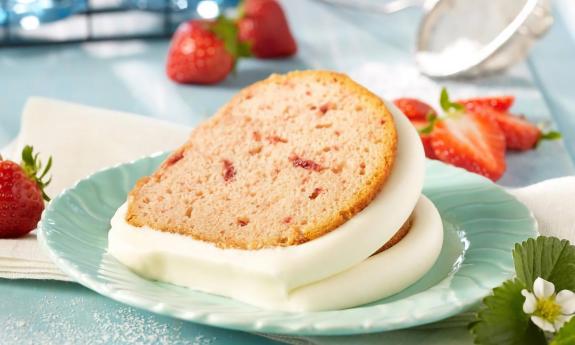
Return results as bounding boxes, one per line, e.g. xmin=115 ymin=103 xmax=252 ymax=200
xmin=393 ymin=98 xmax=437 ymax=121
xmin=494 ymin=115 xmax=541 ymax=150
xmin=431 ymin=111 xmax=506 ymax=181
xmin=410 ymin=119 xmax=437 ymax=159
xmin=458 ymin=96 xmax=515 ymax=113
xmin=466 ymin=105 xmax=540 ymax=150
xmin=463 ymin=104 xmax=561 ymax=151
xmin=393 ymin=98 xmax=439 ymax=158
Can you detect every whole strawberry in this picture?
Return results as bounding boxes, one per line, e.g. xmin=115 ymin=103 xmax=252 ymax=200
xmin=238 ymin=0 xmax=297 ymax=58
xmin=166 ymin=17 xmax=249 ymax=84
xmin=0 ymin=146 xmax=52 ymax=238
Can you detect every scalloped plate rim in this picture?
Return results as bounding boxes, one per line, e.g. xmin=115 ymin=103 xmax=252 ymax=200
xmin=37 ymin=155 xmax=538 ymax=336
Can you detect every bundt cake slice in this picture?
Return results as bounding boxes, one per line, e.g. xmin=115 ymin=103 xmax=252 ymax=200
xmin=126 ymin=70 xmax=397 ymax=250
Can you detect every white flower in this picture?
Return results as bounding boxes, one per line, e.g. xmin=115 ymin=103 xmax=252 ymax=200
xmin=521 ymin=277 xmax=575 ymax=333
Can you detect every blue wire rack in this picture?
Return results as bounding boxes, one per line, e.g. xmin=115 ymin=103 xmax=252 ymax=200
xmin=0 ymin=0 xmax=238 ymax=47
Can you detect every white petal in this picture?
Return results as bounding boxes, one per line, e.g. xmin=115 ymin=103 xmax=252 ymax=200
xmin=554 ymin=314 xmax=573 ymax=331
xmin=522 ymin=289 xmax=537 ymax=314
xmin=534 ymin=277 xmax=555 ymax=299
xmin=531 ymin=315 xmax=556 ymax=333
xmin=556 ymin=289 xmax=575 ymax=315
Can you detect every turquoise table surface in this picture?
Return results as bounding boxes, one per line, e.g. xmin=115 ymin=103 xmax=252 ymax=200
xmin=0 ymin=280 xmax=274 ymax=345
xmin=1 ymin=0 xmax=575 ymax=344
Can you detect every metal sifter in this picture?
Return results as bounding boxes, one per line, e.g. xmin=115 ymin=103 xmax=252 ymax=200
xmin=317 ymin=0 xmax=554 ymax=78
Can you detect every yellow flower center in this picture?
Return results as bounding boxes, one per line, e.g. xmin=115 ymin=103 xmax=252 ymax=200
xmin=535 ymin=297 xmax=562 ymax=321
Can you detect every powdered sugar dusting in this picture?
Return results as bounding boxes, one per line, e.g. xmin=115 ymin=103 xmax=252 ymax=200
xmin=3 ymin=295 xmax=216 ymax=345
xmin=348 ymin=61 xmax=541 ymax=110
xmin=416 ymin=38 xmax=483 ymax=75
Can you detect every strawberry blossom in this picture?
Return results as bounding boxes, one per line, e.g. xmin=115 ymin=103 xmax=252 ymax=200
xmin=521 ymin=277 xmax=575 ymax=332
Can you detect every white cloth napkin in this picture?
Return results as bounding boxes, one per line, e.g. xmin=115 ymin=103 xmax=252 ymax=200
xmin=0 ymin=97 xmax=190 ymax=280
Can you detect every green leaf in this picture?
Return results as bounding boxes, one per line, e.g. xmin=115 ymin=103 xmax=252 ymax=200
xmin=440 ymin=87 xmax=465 ymax=113
xmin=211 ymin=16 xmax=237 ymax=53
xmin=513 ymin=237 xmax=575 ymax=292
xmin=470 ymin=279 xmax=547 ymax=345
xmin=40 ymin=156 xmax=52 ymax=180
xmin=236 ymin=0 xmax=245 ymax=19
xmin=21 ymin=145 xmax=34 ymax=167
xmin=41 ymin=189 xmax=51 ymax=202
xmin=18 ymin=145 xmax=53 ymax=202
xmin=541 ymin=131 xmax=562 ymax=140
xmin=535 ymin=127 xmax=561 ymax=148
xmin=20 ymin=145 xmax=37 ymax=178
xmin=237 ymin=41 xmax=252 ymax=58
xmin=551 ymin=318 xmax=575 ymax=345
xmin=211 ymin=16 xmax=251 ymax=67
xmin=418 ymin=112 xmax=438 ymax=135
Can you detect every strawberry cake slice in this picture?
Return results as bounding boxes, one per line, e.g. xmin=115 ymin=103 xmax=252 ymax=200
xmin=126 ymin=71 xmax=398 ymax=249
xmin=109 ymin=70 xmax=443 ymax=311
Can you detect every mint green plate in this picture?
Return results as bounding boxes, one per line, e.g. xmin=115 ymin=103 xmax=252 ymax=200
xmin=38 ymin=153 xmax=537 ymax=336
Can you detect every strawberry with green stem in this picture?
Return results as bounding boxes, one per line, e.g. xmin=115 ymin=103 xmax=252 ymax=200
xmin=430 ymin=89 xmax=507 ymax=181
xmin=397 ymin=89 xmax=562 ymax=181
xmin=495 ymin=115 xmax=561 ymax=150
xmin=166 ymin=17 xmax=250 ymax=85
xmin=458 ymin=96 xmax=561 ymax=151
xmin=0 ymin=146 xmax=52 ymax=238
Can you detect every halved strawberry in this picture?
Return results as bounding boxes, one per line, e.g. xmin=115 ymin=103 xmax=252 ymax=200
xmin=463 ymin=103 xmax=561 ymax=150
xmin=393 ymin=98 xmax=437 ymax=121
xmin=494 ymin=115 xmax=540 ymax=150
xmin=458 ymin=96 xmax=515 ymax=113
xmin=410 ymin=119 xmax=436 ymax=159
xmin=431 ymin=109 xmax=506 ymax=181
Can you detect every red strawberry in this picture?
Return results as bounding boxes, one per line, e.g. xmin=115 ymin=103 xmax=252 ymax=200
xmin=238 ymin=0 xmax=297 ymax=58
xmin=431 ymin=112 xmax=506 ymax=181
xmin=458 ymin=96 xmax=515 ymax=113
xmin=0 ymin=146 xmax=52 ymax=238
xmin=426 ymin=89 xmax=507 ymax=181
xmin=393 ymin=98 xmax=437 ymax=121
xmin=462 ymin=103 xmax=561 ymax=150
xmin=494 ymin=114 xmax=541 ymax=150
xmin=393 ymin=98 xmax=438 ymax=159
xmin=166 ymin=18 xmax=247 ymax=84
xmin=410 ymin=120 xmax=437 ymax=159
xmin=464 ymin=105 xmax=540 ymax=150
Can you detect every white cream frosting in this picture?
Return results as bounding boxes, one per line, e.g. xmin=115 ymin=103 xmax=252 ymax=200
xmin=109 ymin=196 xmax=442 ymax=311
xmin=108 ymin=102 xmax=442 ymax=311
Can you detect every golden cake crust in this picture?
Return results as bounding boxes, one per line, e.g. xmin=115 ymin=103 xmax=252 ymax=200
xmin=372 ymin=217 xmax=412 ymax=256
